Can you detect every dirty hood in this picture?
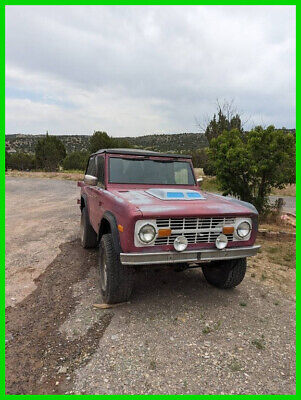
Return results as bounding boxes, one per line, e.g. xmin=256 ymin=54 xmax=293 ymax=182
xmin=109 ymin=188 xmax=257 ymax=218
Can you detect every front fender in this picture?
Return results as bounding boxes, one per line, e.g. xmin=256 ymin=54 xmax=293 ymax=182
xmin=98 ymin=211 xmax=122 ymax=254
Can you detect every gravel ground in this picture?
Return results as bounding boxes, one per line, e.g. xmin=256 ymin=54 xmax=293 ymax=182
xmin=73 ymin=269 xmax=295 ymax=395
xmin=5 ymin=177 xmax=296 ymax=395
xmin=5 ymin=177 xmax=79 ymax=306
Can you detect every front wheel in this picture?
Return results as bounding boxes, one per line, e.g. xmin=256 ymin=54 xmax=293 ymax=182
xmin=99 ymin=233 xmax=134 ymax=304
xmin=202 ymin=258 xmax=247 ymax=289
xmin=80 ymin=206 xmax=98 ymax=248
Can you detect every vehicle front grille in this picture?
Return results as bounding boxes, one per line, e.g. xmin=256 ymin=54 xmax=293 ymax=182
xmin=155 ymin=217 xmax=235 ymax=245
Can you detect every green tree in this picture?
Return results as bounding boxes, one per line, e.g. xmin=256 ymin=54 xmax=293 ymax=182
xmin=5 ymin=151 xmax=10 ymax=171
xmin=113 ymin=138 xmax=130 ymax=148
xmin=89 ymin=131 xmax=112 ymax=154
xmin=208 ymin=126 xmax=295 ymax=214
xmin=205 ymin=106 xmax=242 ymax=144
xmin=62 ymin=151 xmax=89 ymax=171
xmin=191 ymin=148 xmax=216 ymax=175
xmin=89 ymin=131 xmax=131 ymax=154
xmin=35 ymin=133 xmax=66 ymax=171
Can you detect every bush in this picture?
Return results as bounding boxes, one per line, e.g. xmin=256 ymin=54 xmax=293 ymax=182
xmin=208 ymin=126 xmax=295 ymax=214
xmin=62 ymin=151 xmax=89 ymax=171
xmin=191 ymin=148 xmax=216 ymax=176
xmin=6 ymin=152 xmax=35 ymax=171
xmin=35 ymin=133 xmax=66 ymax=171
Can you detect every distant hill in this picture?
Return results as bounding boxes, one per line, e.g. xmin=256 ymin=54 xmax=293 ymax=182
xmin=5 ymin=129 xmax=295 ymax=155
xmin=5 ymin=132 xmax=208 ymax=154
xmin=5 ymin=134 xmax=91 ymax=154
xmin=124 ymin=132 xmax=208 ymax=153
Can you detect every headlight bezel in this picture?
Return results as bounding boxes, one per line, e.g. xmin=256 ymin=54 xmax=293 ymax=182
xmin=235 ymin=220 xmax=252 ymax=239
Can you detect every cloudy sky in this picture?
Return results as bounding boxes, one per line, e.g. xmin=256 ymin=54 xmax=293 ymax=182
xmin=5 ymin=5 xmax=295 ymax=137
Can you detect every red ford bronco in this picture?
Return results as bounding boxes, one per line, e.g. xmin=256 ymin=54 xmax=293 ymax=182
xmin=78 ymin=148 xmax=260 ymax=304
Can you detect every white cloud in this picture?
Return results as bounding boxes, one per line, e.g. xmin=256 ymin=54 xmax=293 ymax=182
xmin=5 ymin=5 xmax=296 ymax=136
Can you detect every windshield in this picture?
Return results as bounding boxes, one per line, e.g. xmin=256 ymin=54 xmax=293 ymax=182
xmin=109 ymin=157 xmax=195 ymax=185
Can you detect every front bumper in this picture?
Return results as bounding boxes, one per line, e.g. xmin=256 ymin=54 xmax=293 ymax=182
xmin=120 ymin=245 xmax=261 ymax=265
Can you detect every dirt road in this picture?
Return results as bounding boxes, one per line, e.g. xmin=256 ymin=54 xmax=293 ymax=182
xmin=5 ymin=178 xmax=296 ymax=394
xmin=5 ymin=177 xmax=79 ymax=307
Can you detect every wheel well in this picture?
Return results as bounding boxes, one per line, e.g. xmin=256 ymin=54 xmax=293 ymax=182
xmin=80 ymin=197 xmax=85 ymax=211
xmin=98 ymin=218 xmax=111 ymax=241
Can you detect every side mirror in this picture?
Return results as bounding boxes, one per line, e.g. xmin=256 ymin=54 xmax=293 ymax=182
xmin=84 ymin=174 xmax=98 ymax=186
xmin=197 ymin=177 xmax=203 ymax=187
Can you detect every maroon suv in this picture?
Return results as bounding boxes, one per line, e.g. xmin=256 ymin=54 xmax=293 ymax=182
xmin=78 ymin=148 xmax=260 ymax=303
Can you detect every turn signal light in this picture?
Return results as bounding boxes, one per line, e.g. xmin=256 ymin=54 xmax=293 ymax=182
xmin=158 ymin=228 xmax=172 ymax=237
xmin=222 ymin=226 xmax=234 ymax=234
xmin=118 ymin=224 xmax=124 ymax=232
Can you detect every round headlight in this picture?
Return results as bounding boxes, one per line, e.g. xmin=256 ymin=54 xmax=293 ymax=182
xmin=138 ymin=224 xmax=156 ymax=243
xmin=215 ymin=234 xmax=228 ymax=250
xmin=174 ymin=236 xmax=188 ymax=252
xmin=237 ymin=221 xmax=251 ymax=238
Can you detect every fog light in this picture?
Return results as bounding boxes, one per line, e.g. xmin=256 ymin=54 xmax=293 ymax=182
xmin=174 ymin=236 xmax=188 ymax=252
xmin=215 ymin=234 xmax=228 ymax=250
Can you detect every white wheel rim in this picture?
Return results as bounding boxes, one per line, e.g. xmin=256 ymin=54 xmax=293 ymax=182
xmin=100 ymin=252 xmax=108 ymax=291
xmin=80 ymin=214 xmax=85 ymax=243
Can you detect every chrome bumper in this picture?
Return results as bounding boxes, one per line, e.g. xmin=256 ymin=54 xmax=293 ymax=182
xmin=120 ymin=245 xmax=261 ymax=265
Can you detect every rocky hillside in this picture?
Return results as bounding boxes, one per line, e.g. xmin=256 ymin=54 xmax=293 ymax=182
xmin=124 ymin=132 xmax=208 ymax=153
xmin=5 ymin=129 xmax=294 ymax=155
xmin=5 ymin=134 xmax=91 ymax=154
xmin=5 ymin=132 xmax=208 ymax=154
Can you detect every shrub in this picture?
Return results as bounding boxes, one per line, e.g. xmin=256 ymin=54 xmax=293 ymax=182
xmin=6 ymin=152 xmax=35 ymax=171
xmin=208 ymin=126 xmax=295 ymax=214
xmin=62 ymin=151 xmax=89 ymax=171
xmin=35 ymin=133 xmax=66 ymax=171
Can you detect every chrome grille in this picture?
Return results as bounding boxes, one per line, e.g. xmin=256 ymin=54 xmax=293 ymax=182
xmin=155 ymin=217 xmax=235 ymax=245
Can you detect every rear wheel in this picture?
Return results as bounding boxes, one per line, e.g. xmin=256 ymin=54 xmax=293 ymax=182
xmin=99 ymin=233 xmax=134 ymax=304
xmin=202 ymin=258 xmax=247 ymax=289
xmin=80 ymin=206 xmax=97 ymax=248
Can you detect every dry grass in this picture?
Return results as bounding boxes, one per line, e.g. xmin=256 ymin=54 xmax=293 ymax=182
xmin=6 ymin=170 xmax=83 ymax=181
xmin=248 ymin=235 xmax=296 ymax=299
xmin=259 ymin=221 xmax=296 ymax=234
xmin=264 ymin=241 xmax=295 ymax=268
xmin=271 ymin=184 xmax=296 ymax=197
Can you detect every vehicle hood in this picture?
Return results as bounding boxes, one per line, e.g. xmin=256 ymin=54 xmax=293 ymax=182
xmin=109 ymin=188 xmax=257 ymax=218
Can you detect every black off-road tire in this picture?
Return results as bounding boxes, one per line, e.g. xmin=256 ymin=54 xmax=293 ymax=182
xmin=80 ymin=206 xmax=98 ymax=248
xmin=99 ymin=233 xmax=134 ymax=304
xmin=202 ymin=258 xmax=247 ymax=289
